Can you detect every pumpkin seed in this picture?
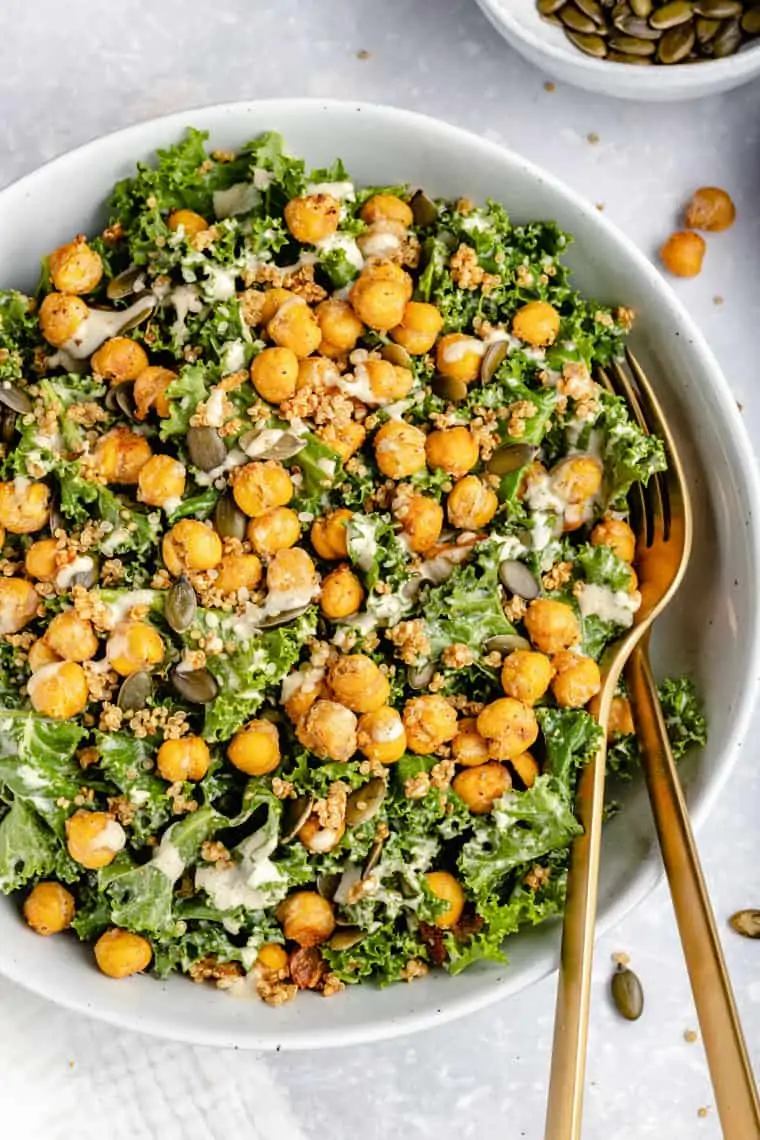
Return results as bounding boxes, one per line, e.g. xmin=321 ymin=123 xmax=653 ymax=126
xmin=657 ymin=19 xmax=696 ymax=59
xmin=71 ymin=557 xmax=98 ymax=588
xmin=575 ymin=0 xmax=606 ymax=22
xmin=187 ymin=425 xmax=227 ymax=472
xmin=169 ymin=665 xmax=219 ymax=704
xmin=630 ymin=0 xmax=653 ymax=15
xmin=486 ymin=442 xmax=536 ymax=477
xmin=257 ymin=603 xmax=312 ymax=629
xmin=649 ymin=0 xmax=694 ymax=27
xmin=48 ymin=494 xmax=65 ymax=535
xmin=484 ymin=633 xmax=532 ymax=654
xmin=115 ymin=294 xmax=156 ymax=333
xmin=346 ymin=778 xmax=386 ymax=827
xmin=362 ymin=835 xmax=385 ymax=878
xmin=741 ymin=5 xmax=760 ymax=32
xmin=316 ymin=872 xmax=341 ymax=900
xmin=695 ymin=14 xmax=721 ymax=38
xmin=480 ymin=340 xmax=508 ymax=385
xmin=409 ymin=189 xmax=438 ymax=228
xmin=381 ymin=342 xmax=414 ymax=370
xmin=407 ymin=662 xmax=436 ymax=689
xmin=0 ymin=408 xmax=16 ymax=444
xmin=612 ymin=0 xmax=631 ymax=26
xmin=560 ymin=3 xmax=602 ymax=32
xmin=239 ymin=426 xmax=306 ymax=461
xmin=615 ymin=13 xmax=662 ymax=35
xmin=542 ymin=11 xmax=565 ymax=23
xmin=499 ymin=559 xmax=541 ymax=600
xmin=565 ymin=29 xmax=609 ymax=53
xmin=711 ymin=15 xmax=742 ymax=52
xmin=609 ymin=32 xmax=658 ymax=50
xmin=608 ymin=47 xmax=656 ymax=58
xmin=106 ymin=265 xmax=147 ymax=301
xmin=0 ymin=383 xmax=32 ymax=415
xmin=328 ymin=927 xmax=365 ymax=951
xmin=105 ymin=381 xmax=137 ymax=420
xmin=117 ymin=670 xmax=152 ymax=712
xmin=538 ymin=0 xmax=567 ymax=11
xmin=729 ymin=909 xmax=760 ymax=938
xmin=694 ymin=0 xmax=741 ymax=14
xmin=611 ymin=965 xmax=644 ymax=1020
xmin=213 ymin=493 xmax=248 ymax=540
xmin=281 ymin=795 xmax=314 ymax=843
xmin=431 ymin=374 xmax=468 ymax=403
xmin=165 ymin=575 xmax=197 ymax=634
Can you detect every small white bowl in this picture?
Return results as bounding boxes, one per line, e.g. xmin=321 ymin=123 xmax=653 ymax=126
xmin=476 ymin=0 xmax=760 ymax=100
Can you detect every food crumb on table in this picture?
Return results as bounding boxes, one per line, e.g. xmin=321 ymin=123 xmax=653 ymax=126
xmin=544 ymin=81 xmax=555 ymax=93
xmin=697 ymin=1106 xmax=711 ymax=1119
xmin=587 ymin=132 xmax=599 ymax=145
xmin=611 ymin=950 xmax=630 ymax=967
xmin=683 ymin=1028 xmax=698 ymax=1044
xmin=713 ymin=295 xmax=724 ymax=306
xmin=356 ymin=48 xmax=370 ymax=60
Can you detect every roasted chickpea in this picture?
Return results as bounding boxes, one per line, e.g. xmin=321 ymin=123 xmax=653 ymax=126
xmin=446 ymin=475 xmax=499 ymax=530
xmin=24 ymin=538 xmax=58 ymax=582
xmin=403 ymin=694 xmax=458 ymax=754
xmin=373 ymin=420 xmax=427 ymax=479
xmin=311 ymin=509 xmax=352 ymax=561
xmin=156 ymin=736 xmax=211 ymax=782
xmin=48 ymin=236 xmax=103 ymax=294
xmin=257 ymin=942 xmax=288 ymax=972
xmin=435 ymin=333 xmax=484 ymax=382
xmin=282 ymin=669 xmax=331 ymax=724
xmin=250 ymin=346 xmax=299 ymax=403
xmin=106 ymin=621 xmax=164 ymax=677
xmin=511 ymin=751 xmax=539 ymax=788
xmin=167 ymin=208 xmax=208 ymax=236
xmin=316 ymin=420 xmax=366 ymax=462
xmin=316 ymin=299 xmax=364 ymax=356
xmin=524 ymin=598 xmax=580 ymax=655
xmin=247 ymin=507 xmax=301 ymax=558
xmin=284 ymin=194 xmax=340 ymax=244
xmin=396 ymin=493 xmax=444 ymax=554
xmin=93 ymin=427 xmax=153 ymax=484
xmin=23 ymin=881 xmax=75 ymax=936
xmin=296 ymin=699 xmax=358 ymax=762
xmin=0 ymin=480 xmax=50 ymax=534
xmin=297 ymin=355 xmax=341 ymax=390
xmin=355 ymin=359 xmax=413 ymax=404
xmin=591 ymin=517 xmax=636 ymax=563
xmin=267 ymin=299 xmax=322 ymax=358
xmin=297 ymin=810 xmax=345 ymax=854
xmin=137 ymin=454 xmax=186 ymax=509
xmin=94 ymin=928 xmax=152 ymax=978
xmin=360 ymin=194 xmax=414 ymax=227
xmin=91 ymin=336 xmax=149 ymax=384
xmin=500 ymin=650 xmax=553 ymax=706
xmin=453 ymin=761 xmax=512 ymax=814
xmin=328 ymin=654 xmax=390 ymax=714
xmin=551 ymin=455 xmax=603 ymax=505
xmin=227 ymin=719 xmax=280 ymax=776
xmin=685 ymin=187 xmax=736 ymax=233
xmin=162 ymin=519 xmax=222 ymax=576
xmin=259 ymin=288 xmax=300 ymax=326
xmin=45 ymin=610 xmax=98 ymax=662
xmin=66 ymin=810 xmax=125 ymax=869
xmin=356 ymin=706 xmax=407 ymax=765
xmin=356 ymin=220 xmax=409 ymax=262
xmin=320 ymin=564 xmax=364 ymax=620
xmin=28 ymin=638 xmax=61 ymax=673
xmin=28 ymin=661 xmax=88 ymax=718
xmin=361 ymin=256 xmax=413 ymax=298
xmin=551 ymin=650 xmax=601 ymax=709
xmin=425 ymin=427 xmax=479 ymax=479
xmin=214 ymin=552 xmax=263 ymax=595
xmin=232 ymin=461 xmax=293 ymax=518
xmin=424 ymin=871 xmax=465 ymax=929
xmin=477 ymin=698 xmax=539 ymax=761
xmin=38 ymin=293 xmax=89 ymax=347
xmin=277 ymin=891 xmax=335 ymax=947
xmin=451 ymin=717 xmax=490 ymax=767
xmin=133 ymin=366 xmax=175 ymax=420
xmin=0 ymin=578 xmax=38 ymax=633
xmin=660 ymin=231 xmax=706 ymax=278
xmin=511 ymin=301 xmax=560 ymax=347
xmin=350 ymin=274 xmax=408 ymax=331
xmin=266 ymin=546 xmax=319 ymax=597
xmin=390 ymin=301 xmax=443 ymax=355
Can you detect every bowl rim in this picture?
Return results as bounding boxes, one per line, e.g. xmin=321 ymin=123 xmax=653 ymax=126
xmin=1 ymin=97 xmax=759 ymax=1050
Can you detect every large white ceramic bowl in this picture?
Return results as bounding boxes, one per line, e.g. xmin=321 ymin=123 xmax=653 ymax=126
xmin=0 ymin=100 xmax=758 ymax=1050
xmin=476 ymin=0 xmax=760 ymax=100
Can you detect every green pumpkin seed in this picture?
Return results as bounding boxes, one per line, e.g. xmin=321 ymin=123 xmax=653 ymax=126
xmin=165 ymin=575 xmax=197 ymax=634
xmin=117 ymin=670 xmax=152 ymax=712
xmin=609 ymin=32 xmax=658 ymax=51
xmin=694 ymin=0 xmax=741 ymax=15
xmin=409 ymin=189 xmax=438 ymax=227
xmin=608 ymin=48 xmax=656 ymax=58
xmin=538 ymin=0 xmax=567 ymax=12
xmin=481 ymin=340 xmax=508 ymax=385
xmin=575 ymin=0 xmax=606 ymax=24
xmin=565 ymin=29 xmax=609 ymax=54
xmin=711 ymin=15 xmax=742 ymax=53
xmin=649 ymin=0 xmax=694 ymax=28
xmin=105 ymin=382 xmax=137 ymax=421
xmin=741 ymin=5 xmax=760 ymax=33
xmin=106 ymin=265 xmax=147 ymax=301
xmin=542 ymin=12 xmax=565 ymax=23
xmin=611 ymin=965 xmax=644 ymax=1020
xmin=346 ymin=778 xmax=386 ymax=827
xmin=329 ymin=927 xmax=365 ymax=951
xmin=630 ymin=0 xmax=653 ymax=16
xmin=381 ymin=342 xmax=414 ymax=370
xmin=612 ymin=0 xmax=630 ymax=26
xmin=71 ymin=557 xmax=98 ymax=589
xmin=657 ymin=19 xmax=696 ymax=59
xmin=407 ymin=662 xmax=436 ymax=689
xmin=281 ymin=795 xmax=314 ymax=843
xmin=239 ymin=426 xmax=305 ymax=461
xmin=362 ymin=834 xmax=385 ymax=878
xmin=187 ymin=425 xmax=226 ymax=472
xmin=499 ymin=559 xmax=541 ymax=600
xmin=695 ymin=14 xmax=721 ymax=39
xmin=486 ymin=442 xmax=536 ymax=477
xmin=729 ymin=909 xmax=760 ymax=938
xmin=560 ymin=4 xmax=602 ymax=32
xmin=213 ymin=493 xmax=247 ymax=541
xmin=484 ymin=634 xmax=531 ymax=654
xmin=0 ymin=383 xmax=32 ymax=415
xmin=431 ymin=374 xmax=468 ymax=403
xmin=615 ymin=14 xmax=662 ymax=37
xmin=316 ymin=872 xmax=341 ymax=900
xmin=170 ymin=665 xmax=219 ymax=704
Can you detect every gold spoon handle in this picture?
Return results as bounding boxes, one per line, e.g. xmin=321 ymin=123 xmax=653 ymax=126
xmin=626 ymin=643 xmax=760 ymax=1137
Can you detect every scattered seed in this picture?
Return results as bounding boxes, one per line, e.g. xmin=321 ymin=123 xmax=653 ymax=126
xmin=356 ymin=48 xmax=370 ymax=60
xmin=729 ymin=908 xmax=760 ymax=937
xmin=611 ymin=964 xmax=644 ymax=1020
xmin=544 ymin=80 xmax=557 ymax=90
xmin=684 ymin=1028 xmax=699 ymax=1043
xmin=587 ymin=131 xmax=601 ymax=143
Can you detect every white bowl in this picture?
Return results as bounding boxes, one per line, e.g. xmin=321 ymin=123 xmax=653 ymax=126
xmin=476 ymin=0 xmax=760 ymax=100
xmin=0 ymin=100 xmax=758 ymax=1050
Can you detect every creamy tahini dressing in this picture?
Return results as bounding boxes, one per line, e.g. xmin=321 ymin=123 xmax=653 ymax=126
xmin=440 ymin=337 xmax=485 ymax=364
xmin=54 ymin=555 xmax=94 ymax=591
xmin=314 ymin=232 xmax=364 ymax=271
xmin=576 ymin=583 xmax=640 ymax=628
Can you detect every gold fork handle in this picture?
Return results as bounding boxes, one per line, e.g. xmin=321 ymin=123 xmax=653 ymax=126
xmin=626 ymin=643 xmax=760 ymax=1137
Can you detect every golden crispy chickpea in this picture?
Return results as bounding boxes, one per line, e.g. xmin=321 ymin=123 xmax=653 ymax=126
xmin=591 ymin=517 xmax=636 ymax=563
xmin=106 ymin=621 xmax=164 ymax=677
xmin=282 ymin=668 xmax=330 ymax=723
xmin=214 ymin=552 xmax=263 ymax=595
xmin=94 ymin=928 xmax=152 ymax=978
xmin=685 ymin=187 xmax=736 ymax=233
xmin=296 ymin=699 xmax=358 ymax=762
xmin=247 ymin=507 xmax=301 ymax=558
xmin=446 ymin=475 xmax=499 ymax=530
xmin=374 ymin=420 xmax=427 ymax=479
xmin=500 ymin=650 xmax=553 ymax=707
xmin=354 ymin=359 xmax=413 ymax=404
xmin=232 ymin=461 xmax=293 ymax=518
xmin=360 ymin=194 xmax=414 ymax=227
xmin=297 ymin=809 xmax=346 ymax=854
xmin=451 ymin=717 xmax=490 ymax=767
xmin=390 ymin=301 xmax=443 ymax=355
xmin=0 ymin=578 xmax=38 ymax=634
xmin=28 ymin=661 xmax=88 ymax=718
xmin=356 ymin=706 xmax=407 ymax=765
xmin=328 ymin=654 xmax=390 ymax=714
xmin=250 ymin=346 xmax=299 ymax=403
xmin=551 ymin=650 xmax=601 ymax=709
xmin=425 ymin=871 xmax=466 ymax=929
xmin=156 ymin=736 xmax=211 ymax=782
xmin=45 ymin=610 xmax=98 ymax=662
xmin=23 ymin=881 xmax=75 ymax=936
xmin=551 ymin=455 xmax=603 ymax=506
xmin=403 ymin=694 xmax=458 ymax=754
xmin=133 ymin=366 xmax=175 ymax=420
xmin=28 ymin=639 xmax=60 ymax=673
xmin=284 ymin=194 xmax=340 ymax=244
xmin=257 ymin=942 xmax=288 ymax=972
xmin=320 ymin=564 xmax=365 ymax=620
xmin=163 ymin=519 xmax=222 ymax=576
xmin=137 ymin=454 xmax=186 ymax=509
xmin=396 ymin=493 xmax=443 ymax=554
xmin=435 ymin=333 xmax=484 ymax=382
xmin=357 ymin=219 xmax=409 ymax=261
xmin=316 ymin=299 xmax=364 ymax=356
xmin=350 ymin=274 xmax=408 ymax=331
xmin=425 ymin=427 xmax=479 ymax=479
xmin=227 ymin=719 xmax=281 ymax=776
xmin=0 ymin=480 xmax=50 ymax=534
xmin=167 ymin=208 xmax=209 ymax=236
xmin=266 ymin=546 xmax=319 ymax=597
xmin=453 ymin=761 xmax=512 ymax=814
xmin=38 ymin=293 xmax=89 ymax=347
xmin=66 ymin=810 xmax=125 ymax=869
xmin=91 ymin=336 xmax=149 ymax=384
xmin=311 ymin=509 xmax=352 ymax=560
xmin=660 ymin=231 xmax=706 ymax=278
xmin=297 ymin=355 xmax=341 ymax=390
xmin=277 ymin=891 xmax=335 ymax=947
xmin=524 ymin=598 xmax=580 ymax=655
xmin=316 ymin=420 xmax=365 ymax=462
xmin=93 ymin=427 xmax=153 ymax=484
xmin=512 ymin=301 xmax=561 ymax=347
xmin=267 ymin=299 xmax=322 ymax=358
xmin=259 ymin=288 xmax=299 ymax=326
xmin=48 ymin=235 xmax=103 ymax=294
xmin=477 ymin=698 xmax=539 ymax=761
xmin=361 ymin=256 xmax=413 ymax=298
xmin=511 ymin=751 xmax=539 ymax=788
xmin=24 ymin=538 xmax=58 ymax=582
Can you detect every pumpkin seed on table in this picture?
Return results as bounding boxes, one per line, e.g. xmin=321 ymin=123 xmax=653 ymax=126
xmin=729 ymin=909 xmax=760 ymax=938
xmin=611 ymin=964 xmax=644 ymax=1020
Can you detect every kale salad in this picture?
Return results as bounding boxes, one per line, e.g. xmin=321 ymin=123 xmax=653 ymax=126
xmin=0 ymin=130 xmax=706 ymax=1002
